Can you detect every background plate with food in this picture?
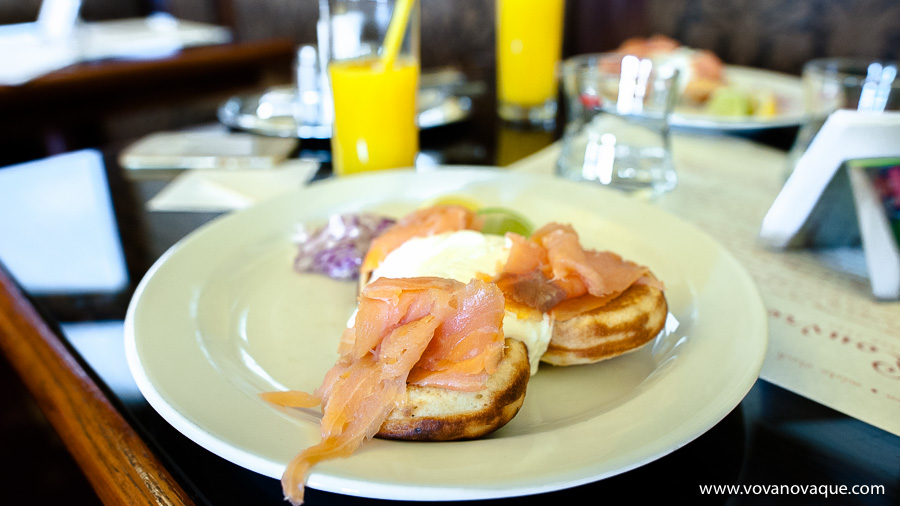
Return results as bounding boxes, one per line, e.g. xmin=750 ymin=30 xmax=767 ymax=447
xmin=614 ymin=35 xmax=805 ymax=130
xmin=125 ymin=168 xmax=767 ymax=501
xmin=671 ymin=65 xmax=806 ymax=130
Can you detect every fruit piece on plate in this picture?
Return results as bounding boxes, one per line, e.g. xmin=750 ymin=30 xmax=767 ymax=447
xmin=477 ymin=207 xmax=535 ymax=237
xmin=421 ymin=194 xmax=482 ymax=211
xmin=705 ymin=87 xmax=752 ymax=116
xmin=752 ymin=91 xmax=778 ymax=117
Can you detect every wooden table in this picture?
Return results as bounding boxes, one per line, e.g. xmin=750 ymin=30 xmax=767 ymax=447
xmin=0 ymin=37 xmax=295 ymax=164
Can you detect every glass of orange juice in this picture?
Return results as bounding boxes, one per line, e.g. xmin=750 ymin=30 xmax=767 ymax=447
xmin=495 ymin=0 xmax=565 ymax=128
xmin=322 ymin=0 xmax=420 ymax=176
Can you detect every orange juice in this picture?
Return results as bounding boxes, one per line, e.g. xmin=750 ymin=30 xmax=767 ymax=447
xmin=496 ymin=0 xmax=565 ymax=108
xmin=329 ymin=57 xmax=419 ymax=175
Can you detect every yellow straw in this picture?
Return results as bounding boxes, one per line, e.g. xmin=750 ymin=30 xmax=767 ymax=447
xmin=381 ymin=0 xmax=416 ymax=69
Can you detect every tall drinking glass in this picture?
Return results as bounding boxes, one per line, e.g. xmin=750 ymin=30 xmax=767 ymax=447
xmin=323 ymin=0 xmax=420 ymax=175
xmin=495 ymin=0 xmax=565 ymax=128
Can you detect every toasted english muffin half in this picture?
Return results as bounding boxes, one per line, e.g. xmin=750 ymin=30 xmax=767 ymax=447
xmin=377 ymin=338 xmax=529 ymax=441
xmin=542 ymin=281 xmax=667 ymax=366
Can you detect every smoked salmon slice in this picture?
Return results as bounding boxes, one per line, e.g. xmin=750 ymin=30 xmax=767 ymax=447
xmin=359 ymin=205 xmax=482 ymax=283
xmin=267 ymin=276 xmax=505 ymax=505
xmin=407 ymin=279 xmax=506 ymax=390
xmin=495 ymin=223 xmax=660 ymax=317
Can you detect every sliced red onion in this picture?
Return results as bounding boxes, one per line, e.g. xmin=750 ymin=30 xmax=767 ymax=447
xmin=294 ymin=213 xmax=395 ymax=280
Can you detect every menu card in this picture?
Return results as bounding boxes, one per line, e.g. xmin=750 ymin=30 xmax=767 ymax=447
xmin=509 ymin=137 xmax=900 ymax=437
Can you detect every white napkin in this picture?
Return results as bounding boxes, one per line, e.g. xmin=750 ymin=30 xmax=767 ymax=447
xmin=147 ymin=159 xmax=319 ymax=212
xmin=77 ymin=14 xmax=231 ymax=61
xmin=0 ymin=149 xmax=128 ymax=293
xmin=0 ymin=15 xmax=231 ymax=85
xmin=0 ymin=24 xmax=78 ymax=85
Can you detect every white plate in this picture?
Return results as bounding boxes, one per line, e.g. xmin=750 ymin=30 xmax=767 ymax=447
xmin=217 ymin=83 xmax=474 ymax=139
xmin=671 ymin=65 xmax=805 ymax=130
xmin=125 ymin=168 xmax=767 ymax=501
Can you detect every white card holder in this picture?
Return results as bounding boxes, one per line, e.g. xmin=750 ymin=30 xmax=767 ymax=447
xmin=760 ymin=110 xmax=900 ymax=300
xmin=847 ymin=165 xmax=900 ymax=299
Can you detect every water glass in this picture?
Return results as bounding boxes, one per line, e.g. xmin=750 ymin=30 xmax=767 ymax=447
xmin=556 ymin=53 xmax=679 ymax=197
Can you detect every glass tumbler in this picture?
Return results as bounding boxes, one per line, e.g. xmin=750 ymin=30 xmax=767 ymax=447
xmin=495 ymin=0 xmax=565 ymax=128
xmin=322 ymin=0 xmax=420 ymax=176
xmin=556 ymin=53 xmax=680 ymax=198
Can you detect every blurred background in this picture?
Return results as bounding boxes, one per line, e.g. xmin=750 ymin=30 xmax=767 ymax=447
xmin=1 ymin=0 xmax=898 ymax=167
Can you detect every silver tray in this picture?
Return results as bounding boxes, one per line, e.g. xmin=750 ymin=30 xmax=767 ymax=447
xmin=217 ymin=69 xmax=480 ymax=139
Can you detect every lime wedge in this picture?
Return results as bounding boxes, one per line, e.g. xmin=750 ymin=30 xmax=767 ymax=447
xmin=421 ymin=195 xmax=482 ymax=211
xmin=477 ymin=207 xmax=534 ymax=237
xmin=706 ymin=87 xmax=751 ymax=116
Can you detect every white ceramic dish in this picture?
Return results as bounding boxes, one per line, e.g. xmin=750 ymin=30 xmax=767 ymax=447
xmin=217 ymin=77 xmax=474 ymax=140
xmin=671 ymin=65 xmax=805 ymax=130
xmin=125 ymin=168 xmax=767 ymax=501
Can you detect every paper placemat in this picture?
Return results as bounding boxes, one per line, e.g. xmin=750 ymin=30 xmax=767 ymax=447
xmin=148 ymin=159 xmax=318 ymax=212
xmin=510 ymin=135 xmax=900 ymax=436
